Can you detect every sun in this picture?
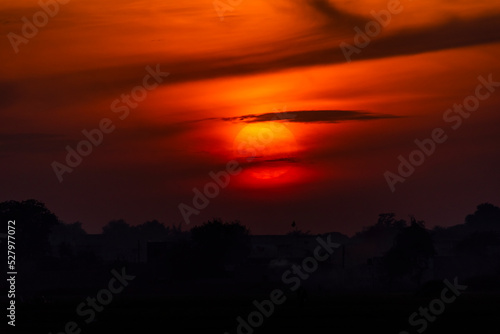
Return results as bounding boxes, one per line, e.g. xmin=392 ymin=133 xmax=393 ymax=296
xmin=233 ymin=122 xmax=297 ymax=179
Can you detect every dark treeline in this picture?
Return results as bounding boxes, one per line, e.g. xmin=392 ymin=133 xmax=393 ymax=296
xmin=1 ymin=199 xmax=500 ymax=295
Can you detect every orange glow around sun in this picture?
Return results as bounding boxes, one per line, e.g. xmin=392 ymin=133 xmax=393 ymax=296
xmin=233 ymin=122 xmax=297 ymax=180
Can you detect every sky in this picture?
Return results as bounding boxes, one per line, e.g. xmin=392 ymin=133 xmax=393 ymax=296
xmin=1 ymin=0 xmax=500 ymax=235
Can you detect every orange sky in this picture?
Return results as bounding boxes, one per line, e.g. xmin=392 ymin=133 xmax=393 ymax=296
xmin=1 ymin=0 xmax=500 ymax=234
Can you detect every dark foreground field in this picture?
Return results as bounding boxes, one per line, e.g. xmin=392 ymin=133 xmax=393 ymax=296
xmin=13 ymin=291 xmax=499 ymax=334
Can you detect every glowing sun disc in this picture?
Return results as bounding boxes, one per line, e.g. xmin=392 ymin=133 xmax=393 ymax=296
xmin=233 ymin=122 xmax=297 ymax=179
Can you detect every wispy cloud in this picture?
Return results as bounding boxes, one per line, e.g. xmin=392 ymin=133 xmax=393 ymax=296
xmin=219 ymin=110 xmax=402 ymax=124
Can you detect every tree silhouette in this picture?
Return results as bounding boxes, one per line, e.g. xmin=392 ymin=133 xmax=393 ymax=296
xmin=465 ymin=203 xmax=500 ymax=230
xmin=49 ymin=221 xmax=87 ymax=260
xmin=134 ymin=219 xmax=170 ymax=240
xmin=0 ymin=199 xmax=59 ymax=261
xmin=287 ymin=220 xmax=311 ymax=236
xmin=102 ymin=219 xmax=132 ymax=236
xmin=190 ymin=219 xmax=251 ymax=275
xmin=384 ymin=217 xmax=435 ymax=286
xmin=102 ymin=219 xmax=172 ymax=241
xmin=455 ymin=231 xmax=500 ymax=257
xmin=356 ymin=213 xmax=407 ymax=238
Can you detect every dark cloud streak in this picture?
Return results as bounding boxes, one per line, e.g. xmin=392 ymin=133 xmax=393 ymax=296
xmin=5 ymin=7 xmax=499 ymax=108
xmin=157 ymin=9 xmax=500 ymax=85
xmin=219 ymin=109 xmax=402 ymax=124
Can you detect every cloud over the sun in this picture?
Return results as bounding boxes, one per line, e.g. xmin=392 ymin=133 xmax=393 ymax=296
xmin=219 ymin=110 xmax=403 ymax=124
